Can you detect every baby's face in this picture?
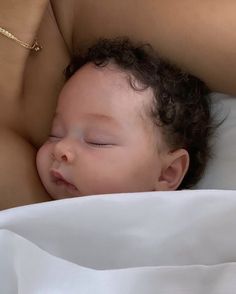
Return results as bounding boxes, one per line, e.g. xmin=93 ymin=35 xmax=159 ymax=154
xmin=36 ymin=63 xmax=168 ymax=199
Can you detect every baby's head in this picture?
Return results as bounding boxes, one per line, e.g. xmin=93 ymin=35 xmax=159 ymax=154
xmin=36 ymin=38 xmax=212 ymax=199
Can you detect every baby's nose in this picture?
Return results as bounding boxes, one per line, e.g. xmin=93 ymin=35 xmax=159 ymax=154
xmin=53 ymin=139 xmax=75 ymax=163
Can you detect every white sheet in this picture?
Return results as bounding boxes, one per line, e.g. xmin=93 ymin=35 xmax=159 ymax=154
xmin=197 ymin=93 xmax=236 ymax=189
xmin=1 ymin=190 xmax=236 ymax=293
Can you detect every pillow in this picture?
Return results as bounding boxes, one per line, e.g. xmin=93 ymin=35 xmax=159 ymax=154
xmin=196 ymin=93 xmax=236 ymax=189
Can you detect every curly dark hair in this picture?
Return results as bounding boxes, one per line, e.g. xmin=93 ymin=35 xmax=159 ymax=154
xmin=65 ymin=38 xmax=214 ymax=189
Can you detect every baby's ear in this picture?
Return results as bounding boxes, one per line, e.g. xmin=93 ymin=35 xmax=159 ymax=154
xmin=155 ymin=149 xmax=189 ymax=191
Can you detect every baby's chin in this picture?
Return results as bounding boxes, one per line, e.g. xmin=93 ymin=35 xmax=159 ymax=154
xmin=46 ymin=183 xmax=81 ymax=200
xmin=51 ymin=193 xmax=80 ymax=200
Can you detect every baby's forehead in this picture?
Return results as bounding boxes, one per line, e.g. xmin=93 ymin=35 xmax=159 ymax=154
xmin=67 ymin=62 xmax=154 ymax=104
xmin=59 ymin=62 xmax=157 ymax=126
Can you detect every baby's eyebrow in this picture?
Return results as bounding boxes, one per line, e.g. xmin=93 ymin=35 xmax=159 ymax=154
xmin=85 ymin=113 xmax=121 ymax=128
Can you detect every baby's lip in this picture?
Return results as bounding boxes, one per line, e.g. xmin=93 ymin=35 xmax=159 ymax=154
xmin=50 ymin=170 xmax=79 ymax=192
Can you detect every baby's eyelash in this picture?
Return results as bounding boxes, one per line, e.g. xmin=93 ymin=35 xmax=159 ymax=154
xmin=87 ymin=142 xmax=112 ymax=148
xmin=49 ymin=134 xmax=63 ymax=138
xmin=48 ymin=135 xmax=62 ymax=142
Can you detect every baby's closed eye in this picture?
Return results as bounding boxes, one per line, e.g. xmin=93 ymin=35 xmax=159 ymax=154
xmin=85 ymin=139 xmax=115 ymax=148
xmin=48 ymin=134 xmax=63 ymax=142
xmin=84 ymin=132 xmax=118 ymax=148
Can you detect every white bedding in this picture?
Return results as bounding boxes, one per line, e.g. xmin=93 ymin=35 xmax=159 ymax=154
xmin=1 ymin=190 xmax=236 ymax=293
xmin=197 ymin=93 xmax=236 ymax=189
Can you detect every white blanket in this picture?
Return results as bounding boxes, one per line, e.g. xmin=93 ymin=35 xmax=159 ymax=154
xmin=1 ymin=190 xmax=236 ymax=293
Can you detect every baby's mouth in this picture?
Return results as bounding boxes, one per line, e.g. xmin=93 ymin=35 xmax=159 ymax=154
xmin=50 ymin=170 xmax=79 ymax=192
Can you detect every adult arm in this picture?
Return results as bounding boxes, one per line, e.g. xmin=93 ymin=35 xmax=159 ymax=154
xmin=0 ymin=0 xmax=52 ymax=210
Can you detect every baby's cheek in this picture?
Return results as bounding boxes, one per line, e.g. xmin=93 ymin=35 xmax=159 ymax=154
xmin=83 ymin=168 xmax=123 ymax=195
xmin=36 ymin=144 xmax=51 ymax=179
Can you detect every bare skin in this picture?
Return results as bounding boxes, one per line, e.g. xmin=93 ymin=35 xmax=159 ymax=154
xmin=1 ymin=0 xmax=236 ymax=209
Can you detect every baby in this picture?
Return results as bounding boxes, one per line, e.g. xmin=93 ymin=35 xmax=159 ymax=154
xmin=36 ymin=38 xmax=213 ymax=199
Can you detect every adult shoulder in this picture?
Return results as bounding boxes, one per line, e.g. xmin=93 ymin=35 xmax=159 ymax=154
xmin=52 ymin=0 xmax=236 ymax=95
